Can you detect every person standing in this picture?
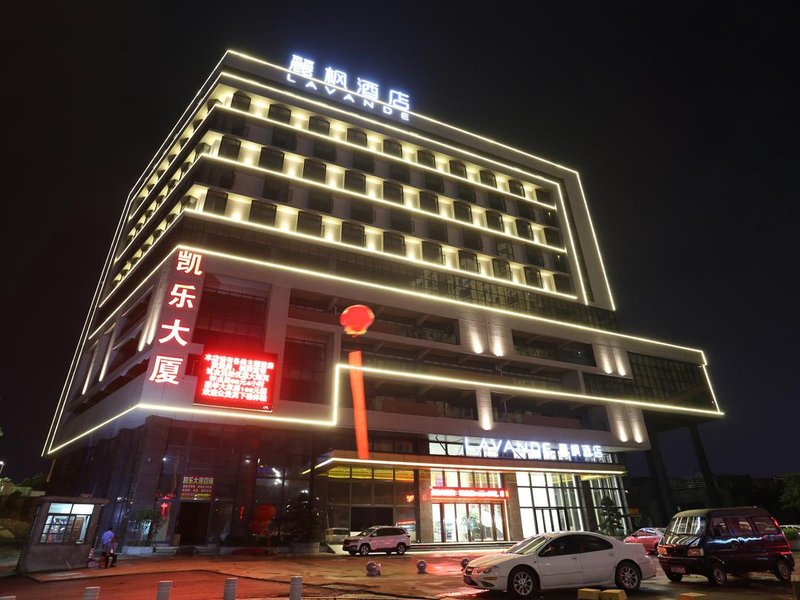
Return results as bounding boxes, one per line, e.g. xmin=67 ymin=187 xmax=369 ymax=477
xmin=101 ymin=527 xmax=117 ymax=567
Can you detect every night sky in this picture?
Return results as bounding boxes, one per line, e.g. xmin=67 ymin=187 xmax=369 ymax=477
xmin=2 ymin=1 xmax=797 ymax=482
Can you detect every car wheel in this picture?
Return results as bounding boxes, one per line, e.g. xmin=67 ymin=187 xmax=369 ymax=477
xmin=347 ymin=550 xmax=356 ymax=556
xmin=707 ymin=562 xmax=727 ymax=586
xmin=665 ymin=571 xmax=683 ymax=583
xmin=508 ymin=566 xmax=538 ymax=599
xmin=396 ymin=543 xmax=407 ymax=555
xmin=615 ymin=560 xmax=642 ymax=592
xmin=358 ymin=544 xmax=370 ymax=556
xmin=774 ymin=557 xmax=792 ymax=582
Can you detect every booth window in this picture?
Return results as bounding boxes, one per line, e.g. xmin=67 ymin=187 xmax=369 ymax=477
xmin=39 ymin=503 xmax=94 ymax=544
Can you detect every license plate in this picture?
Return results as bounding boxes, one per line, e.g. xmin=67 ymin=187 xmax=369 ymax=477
xmin=672 ymin=565 xmax=686 ymax=574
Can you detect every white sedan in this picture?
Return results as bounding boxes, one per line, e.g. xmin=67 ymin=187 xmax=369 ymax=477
xmin=463 ymin=531 xmax=657 ymax=597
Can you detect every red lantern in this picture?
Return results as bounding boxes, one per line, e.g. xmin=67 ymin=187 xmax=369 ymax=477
xmin=339 ymin=304 xmax=375 ymax=337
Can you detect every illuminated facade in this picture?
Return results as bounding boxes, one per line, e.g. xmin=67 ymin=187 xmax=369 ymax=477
xmin=44 ymin=51 xmax=722 ymax=546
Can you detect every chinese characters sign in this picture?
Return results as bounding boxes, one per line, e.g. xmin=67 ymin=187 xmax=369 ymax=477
xmin=180 ymin=475 xmax=214 ymax=500
xmin=194 ymin=351 xmax=277 ymax=412
xmin=286 ymin=54 xmax=412 ymax=122
xmin=464 ymin=437 xmax=606 ymax=463
xmin=147 ymin=250 xmax=205 ymax=386
xmin=430 ymin=487 xmax=509 ymax=502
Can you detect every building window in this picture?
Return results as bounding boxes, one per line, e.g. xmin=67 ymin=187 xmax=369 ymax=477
xmin=308 ymin=116 xmax=330 ymax=135
xmin=259 ymin=148 xmax=284 ymax=171
xmin=389 ymin=209 xmax=413 ymax=233
xmin=553 ymin=273 xmax=572 ymax=293
xmin=456 ymin=182 xmax=476 ymax=203
xmin=383 ymin=139 xmax=403 ymax=158
xmin=525 ymin=246 xmax=545 ymax=267
xmin=487 ymin=192 xmax=506 ymax=212
xmin=485 ymin=210 xmax=504 ymax=231
xmin=204 ymin=190 xmax=228 ymax=215
xmin=218 ymin=136 xmax=241 ymax=160
xmin=495 ymin=240 xmax=515 ymax=260
xmin=39 ymin=503 xmax=94 ymax=544
xmin=424 ymin=172 xmax=444 ymax=193
xmin=459 ymin=251 xmax=479 ymax=273
xmin=344 ymin=170 xmax=366 ymax=193
xmin=231 ymin=91 xmax=251 ymax=112
xmin=524 ymin=266 xmax=543 ymax=287
xmin=542 ymin=210 xmax=558 ymax=226
xmin=347 ymin=128 xmax=368 ymax=146
xmin=462 ymin=229 xmax=483 ymax=251
xmin=508 ymin=179 xmax=525 ymax=197
xmin=417 ymin=150 xmax=436 ymax=167
xmin=383 ymin=231 xmax=406 ymax=256
xmin=297 ymin=211 xmax=323 ymax=237
xmin=517 ymin=201 xmax=536 ymax=220
xmin=453 ymin=201 xmax=472 ymax=223
xmin=281 ymin=337 xmax=327 ymax=404
xmin=352 ymin=151 xmax=375 ymax=173
xmin=427 ymin=220 xmax=448 ymax=243
xmin=553 ymin=254 xmax=569 ymax=273
xmin=303 ymin=159 xmax=326 ymax=183
xmin=341 ymin=221 xmax=366 ymax=247
xmin=307 ymin=189 xmax=333 ymax=214
xmin=480 ymin=170 xmax=497 ymax=187
xmin=384 ymin=181 xmax=404 ymax=203
xmin=516 ymin=219 xmax=534 ymax=240
xmin=249 ymin=200 xmax=277 ymax=226
xmin=536 ymin=188 xmax=553 ymax=204
xmin=419 ymin=191 xmax=439 ymax=213
xmin=449 ymin=160 xmax=467 ymax=178
xmin=421 ymin=241 xmax=444 ymax=264
xmin=492 ymin=258 xmax=512 ymax=280
xmin=263 ymin=175 xmax=290 ymax=202
xmin=389 ymin=162 xmax=410 ymax=183
xmin=271 ymin=127 xmax=297 ymax=151
xmin=198 ymin=163 xmax=234 ymax=188
xmin=351 ymin=199 xmax=374 ymax=223
xmin=545 ymin=228 xmax=563 ymax=247
xmin=312 ymin=140 xmax=337 ymax=162
xmin=268 ymin=104 xmax=292 ymax=124
xmin=193 ymin=286 xmax=267 ymax=350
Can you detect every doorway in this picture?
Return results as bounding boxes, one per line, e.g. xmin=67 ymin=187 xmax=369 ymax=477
xmin=175 ymin=502 xmax=210 ymax=545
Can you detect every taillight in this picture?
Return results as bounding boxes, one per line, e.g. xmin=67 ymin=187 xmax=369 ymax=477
xmin=657 ymin=546 xmax=667 ymax=556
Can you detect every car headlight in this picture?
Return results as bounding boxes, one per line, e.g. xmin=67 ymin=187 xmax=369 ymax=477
xmin=477 ymin=566 xmax=499 ymax=574
xmin=687 ymin=548 xmax=704 ymax=557
xmin=657 ymin=546 xmax=667 ymax=556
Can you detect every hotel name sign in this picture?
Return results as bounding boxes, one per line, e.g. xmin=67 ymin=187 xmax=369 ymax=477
xmin=464 ymin=437 xmax=606 ymax=463
xmin=285 ymin=54 xmax=412 ymax=122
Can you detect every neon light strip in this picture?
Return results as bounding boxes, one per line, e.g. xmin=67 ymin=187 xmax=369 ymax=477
xmin=553 ymin=184 xmax=587 ymax=303
xmin=137 ymin=402 xmax=336 ymax=426
xmin=336 ymin=363 xmax=723 ymax=417
xmin=47 ymin=405 xmax=140 ymax=454
xmin=575 ymin=175 xmax=615 ymax=310
xmin=309 ymin=456 xmax=626 ymax=476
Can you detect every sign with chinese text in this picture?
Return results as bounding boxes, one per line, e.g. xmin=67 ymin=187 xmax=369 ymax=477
xmin=194 ymin=351 xmax=277 ymax=412
xmin=180 ymin=475 xmax=214 ymax=500
xmin=285 ymin=54 xmax=412 ymax=122
xmin=464 ymin=437 xmax=606 ymax=463
xmin=430 ymin=487 xmax=509 ymax=502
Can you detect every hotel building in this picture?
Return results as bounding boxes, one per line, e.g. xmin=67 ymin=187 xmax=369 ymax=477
xmin=43 ymin=51 xmax=723 ymax=547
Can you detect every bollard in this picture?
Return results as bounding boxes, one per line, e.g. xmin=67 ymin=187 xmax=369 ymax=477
xmin=416 ymin=559 xmax=427 ymax=574
xmin=366 ymin=561 xmax=381 ymax=576
xmin=222 ymin=577 xmax=237 ymax=600
xmin=460 ymin=558 xmax=470 ymax=570
xmin=156 ymin=580 xmax=172 ymax=600
xmin=82 ymin=587 xmax=100 ymax=600
xmin=289 ymin=575 xmax=302 ymax=600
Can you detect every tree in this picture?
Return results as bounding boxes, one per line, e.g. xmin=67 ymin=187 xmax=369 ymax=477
xmin=780 ymin=471 xmax=800 ymax=514
xmin=597 ymin=496 xmax=625 ymax=537
xmin=281 ymin=491 xmax=323 ymax=543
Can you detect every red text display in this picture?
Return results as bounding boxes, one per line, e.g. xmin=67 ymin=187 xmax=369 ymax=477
xmin=430 ymin=487 xmax=509 ymax=501
xmin=194 ymin=351 xmax=277 ymax=412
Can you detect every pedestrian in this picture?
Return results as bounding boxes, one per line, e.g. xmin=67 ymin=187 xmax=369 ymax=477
xmin=101 ymin=527 xmax=117 ymax=568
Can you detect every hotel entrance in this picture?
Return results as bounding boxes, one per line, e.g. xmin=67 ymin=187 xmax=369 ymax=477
xmin=429 ymin=469 xmax=508 ymax=542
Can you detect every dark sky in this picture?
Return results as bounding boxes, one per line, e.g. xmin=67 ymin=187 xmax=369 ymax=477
xmin=2 ymin=1 xmax=797 ymax=482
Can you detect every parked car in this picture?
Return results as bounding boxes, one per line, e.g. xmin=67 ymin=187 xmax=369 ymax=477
xmin=623 ymin=527 xmax=664 ymax=555
xmin=463 ymin=531 xmax=657 ymax=597
xmin=342 ymin=526 xmax=410 ymax=556
xmin=324 ymin=527 xmax=350 ymax=544
xmin=657 ymin=506 xmax=795 ymax=586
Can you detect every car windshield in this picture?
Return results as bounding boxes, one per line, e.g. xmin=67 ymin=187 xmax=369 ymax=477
xmin=667 ymin=515 xmax=706 ymax=536
xmin=506 ymin=535 xmax=551 ymax=555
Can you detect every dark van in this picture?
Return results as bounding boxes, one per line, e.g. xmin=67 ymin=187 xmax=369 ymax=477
xmin=657 ymin=506 xmax=794 ymax=586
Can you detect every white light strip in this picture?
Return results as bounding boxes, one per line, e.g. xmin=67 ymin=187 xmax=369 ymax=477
xmin=137 ymin=402 xmax=336 ymax=426
xmin=47 ymin=405 xmax=140 ymax=455
xmin=575 ymin=174 xmax=616 ymax=309
xmin=553 ymin=184 xmax=587 ymax=303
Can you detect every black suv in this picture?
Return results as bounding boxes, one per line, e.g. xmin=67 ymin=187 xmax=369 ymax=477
xmin=657 ymin=506 xmax=794 ymax=586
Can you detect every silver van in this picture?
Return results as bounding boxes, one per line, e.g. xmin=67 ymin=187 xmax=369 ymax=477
xmin=342 ymin=526 xmax=410 ymax=556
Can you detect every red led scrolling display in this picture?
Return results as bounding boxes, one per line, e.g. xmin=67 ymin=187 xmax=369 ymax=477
xmin=430 ymin=487 xmax=509 ymax=502
xmin=194 ymin=351 xmax=277 ymax=412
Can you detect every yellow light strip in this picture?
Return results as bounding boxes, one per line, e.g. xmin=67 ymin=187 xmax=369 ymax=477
xmin=574 ymin=175 xmax=616 ymax=310
xmin=335 ymin=363 xmax=723 ymax=417
xmin=47 ymin=405 xmax=140 ymax=455
xmin=553 ymin=184 xmax=587 ymax=303
xmin=137 ymin=402 xmax=337 ymax=426
xmin=308 ymin=456 xmax=626 ymax=476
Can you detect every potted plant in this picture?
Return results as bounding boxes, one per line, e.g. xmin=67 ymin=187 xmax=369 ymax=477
xmin=283 ymin=492 xmax=323 ymax=554
xmin=597 ymin=496 xmax=625 ymax=538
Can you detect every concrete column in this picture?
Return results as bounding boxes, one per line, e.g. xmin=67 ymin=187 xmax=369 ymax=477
xmin=504 ymin=472 xmax=523 ymax=541
xmin=476 ymin=387 xmax=493 ymax=431
xmin=689 ymin=423 xmax=721 ymax=506
xmin=417 ymin=470 xmax=433 ymax=543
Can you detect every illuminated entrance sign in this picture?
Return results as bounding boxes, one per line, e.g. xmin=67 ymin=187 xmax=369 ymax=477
xmin=180 ymin=475 xmax=213 ymax=500
xmin=286 ymin=54 xmax=412 ymax=122
xmin=195 ymin=351 xmax=277 ymax=412
xmin=464 ymin=437 xmax=606 ymax=462
xmin=431 ymin=487 xmax=509 ymax=501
